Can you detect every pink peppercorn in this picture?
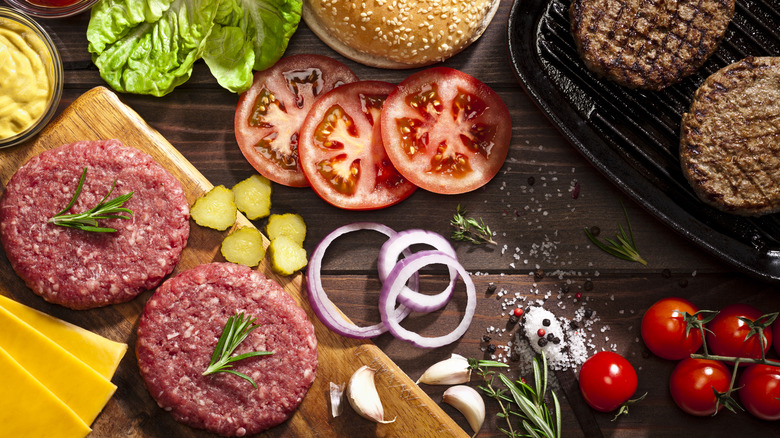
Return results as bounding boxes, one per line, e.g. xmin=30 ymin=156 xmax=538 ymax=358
xmin=537 ymin=328 xmax=546 ymax=337
xmin=513 ymin=308 xmax=524 ymax=317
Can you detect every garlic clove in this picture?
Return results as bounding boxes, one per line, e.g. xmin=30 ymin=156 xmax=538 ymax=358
xmin=442 ymin=385 xmax=485 ymax=435
xmin=347 ymin=365 xmax=396 ymax=424
xmin=330 ymin=382 xmax=346 ymax=417
xmin=416 ymin=353 xmax=472 ymax=385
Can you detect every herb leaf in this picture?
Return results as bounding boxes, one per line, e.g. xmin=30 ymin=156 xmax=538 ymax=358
xmin=48 ymin=167 xmax=134 ymax=233
xmin=585 ymin=202 xmax=647 ymax=265
xmin=474 ymin=352 xmax=560 ymax=438
xmin=203 ymin=312 xmax=273 ymax=388
xmin=450 ymin=204 xmax=497 ymax=245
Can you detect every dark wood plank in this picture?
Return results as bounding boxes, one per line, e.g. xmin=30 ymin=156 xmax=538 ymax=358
xmin=4 ymin=0 xmax=780 ymax=436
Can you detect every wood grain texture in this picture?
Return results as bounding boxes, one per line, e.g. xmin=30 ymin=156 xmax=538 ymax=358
xmin=2 ymin=0 xmax=780 ymax=436
xmin=0 ymin=87 xmax=468 ymax=438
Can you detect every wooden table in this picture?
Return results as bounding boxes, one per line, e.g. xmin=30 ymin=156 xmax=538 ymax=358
xmin=7 ymin=0 xmax=780 ymax=436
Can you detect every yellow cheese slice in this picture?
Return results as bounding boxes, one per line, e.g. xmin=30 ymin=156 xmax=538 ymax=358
xmin=0 ymin=295 xmax=127 ymax=380
xmin=0 ymin=306 xmax=117 ymax=426
xmin=0 ymin=345 xmax=91 ymax=438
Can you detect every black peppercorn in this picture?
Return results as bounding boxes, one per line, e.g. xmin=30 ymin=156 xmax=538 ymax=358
xmin=542 ymin=318 xmax=551 ymax=326
xmin=534 ymin=269 xmax=545 ymax=281
xmin=482 ymin=335 xmax=491 ymax=343
xmin=486 ymin=283 xmax=497 ymax=294
xmin=546 ymin=333 xmax=555 ymax=341
xmin=589 ymin=226 xmax=601 ymax=237
xmin=583 ymin=280 xmax=594 ymax=291
xmin=527 ymin=176 xmax=536 ymax=186
xmin=584 ymin=309 xmax=594 ymax=319
xmin=678 ymin=278 xmax=689 ymax=288
xmin=553 ymin=337 xmax=561 ymax=344
xmin=510 ymin=352 xmax=521 ymax=362
xmin=486 ymin=344 xmax=497 ymax=354
xmin=561 ymin=284 xmax=570 ymax=293
xmin=661 ymin=268 xmax=672 ymax=278
xmin=569 ymin=320 xmax=579 ymax=329
xmin=508 ymin=315 xmax=519 ymax=325
xmin=537 ymin=338 xmax=548 ymax=347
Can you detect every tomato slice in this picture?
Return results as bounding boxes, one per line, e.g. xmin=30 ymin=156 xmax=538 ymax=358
xmin=380 ymin=67 xmax=512 ymax=194
xmin=235 ymin=54 xmax=358 ymax=187
xmin=298 ymin=81 xmax=417 ymax=210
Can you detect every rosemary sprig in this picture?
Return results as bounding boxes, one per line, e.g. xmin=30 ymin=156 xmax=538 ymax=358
xmin=472 ymin=352 xmax=560 ymax=438
xmin=450 ymin=204 xmax=497 ymax=245
xmin=48 ymin=167 xmax=134 ymax=233
xmin=203 ymin=312 xmax=273 ymax=388
xmin=584 ymin=202 xmax=647 ymax=265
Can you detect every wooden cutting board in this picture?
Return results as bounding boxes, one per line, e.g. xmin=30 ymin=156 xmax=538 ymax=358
xmin=0 ymin=87 xmax=469 ymax=438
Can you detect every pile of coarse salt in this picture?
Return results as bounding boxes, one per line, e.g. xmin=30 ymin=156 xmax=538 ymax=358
xmin=518 ymin=306 xmax=592 ymax=372
xmin=482 ymin=284 xmax=607 ymax=376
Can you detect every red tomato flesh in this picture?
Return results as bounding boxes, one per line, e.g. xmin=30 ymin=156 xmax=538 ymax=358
xmin=380 ymin=67 xmax=511 ymax=194
xmin=641 ymin=297 xmax=703 ymax=360
xmin=298 ymin=81 xmax=417 ymax=210
xmin=235 ymin=54 xmax=358 ymax=187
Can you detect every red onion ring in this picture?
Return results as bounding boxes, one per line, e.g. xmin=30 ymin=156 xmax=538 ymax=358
xmin=379 ymin=250 xmax=476 ymax=348
xmin=378 ymin=229 xmax=458 ymax=313
xmin=306 ymin=222 xmax=413 ymax=338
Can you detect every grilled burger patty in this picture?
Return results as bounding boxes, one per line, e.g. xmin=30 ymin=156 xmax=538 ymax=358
xmin=570 ymin=0 xmax=734 ymax=90
xmin=680 ymin=57 xmax=780 ymax=216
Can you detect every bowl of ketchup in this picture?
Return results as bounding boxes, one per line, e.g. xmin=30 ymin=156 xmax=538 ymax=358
xmin=5 ymin=0 xmax=98 ymax=18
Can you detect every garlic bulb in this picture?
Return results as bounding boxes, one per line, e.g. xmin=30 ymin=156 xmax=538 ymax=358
xmin=347 ymin=365 xmax=396 ymax=423
xmin=442 ymin=385 xmax=485 ymax=435
xmin=416 ymin=353 xmax=471 ymax=385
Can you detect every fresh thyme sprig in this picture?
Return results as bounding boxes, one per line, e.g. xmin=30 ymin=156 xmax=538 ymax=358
xmin=584 ymin=201 xmax=647 ymax=265
xmin=472 ymin=352 xmax=560 ymax=438
xmin=203 ymin=312 xmax=273 ymax=388
xmin=48 ymin=167 xmax=134 ymax=233
xmin=450 ymin=204 xmax=496 ymax=245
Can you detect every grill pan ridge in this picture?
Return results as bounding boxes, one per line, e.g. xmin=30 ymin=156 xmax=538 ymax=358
xmin=507 ymin=0 xmax=780 ymax=281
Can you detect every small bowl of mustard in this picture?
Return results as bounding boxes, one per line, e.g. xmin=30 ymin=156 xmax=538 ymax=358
xmin=0 ymin=7 xmax=63 ymax=149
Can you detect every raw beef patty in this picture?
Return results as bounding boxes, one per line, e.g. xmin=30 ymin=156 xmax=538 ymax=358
xmin=136 ymin=262 xmax=318 ymax=437
xmin=0 ymin=139 xmax=190 ymax=309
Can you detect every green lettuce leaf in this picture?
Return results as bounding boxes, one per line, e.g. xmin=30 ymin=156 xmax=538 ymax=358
xmin=202 ymin=0 xmax=302 ymax=93
xmin=87 ymin=0 xmax=302 ymax=96
xmin=88 ymin=0 xmax=220 ymax=96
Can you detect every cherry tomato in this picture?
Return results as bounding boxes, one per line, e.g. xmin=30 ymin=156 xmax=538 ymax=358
xmin=641 ymin=297 xmax=703 ymax=360
xmin=705 ymin=303 xmax=772 ymax=363
xmin=298 ymin=81 xmax=417 ymax=210
xmin=669 ymin=358 xmax=730 ymax=416
xmin=578 ymin=351 xmax=638 ymax=412
xmin=235 ymin=54 xmax=358 ymax=187
xmin=774 ymin=317 xmax=780 ymax=357
xmin=738 ymin=364 xmax=780 ymax=421
xmin=380 ymin=67 xmax=512 ymax=194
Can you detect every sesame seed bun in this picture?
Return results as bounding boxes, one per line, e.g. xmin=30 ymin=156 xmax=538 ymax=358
xmin=302 ymin=0 xmax=501 ymax=69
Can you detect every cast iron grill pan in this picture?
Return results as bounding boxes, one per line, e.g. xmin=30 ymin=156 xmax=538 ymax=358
xmin=507 ymin=0 xmax=780 ymax=281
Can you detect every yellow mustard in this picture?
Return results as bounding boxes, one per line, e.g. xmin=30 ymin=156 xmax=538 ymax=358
xmin=0 ymin=17 xmax=54 ymax=139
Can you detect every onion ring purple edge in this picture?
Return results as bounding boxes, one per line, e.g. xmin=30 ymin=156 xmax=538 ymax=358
xmin=378 ymin=229 xmax=458 ymax=312
xmin=379 ymin=250 xmax=476 ymax=348
xmin=306 ymin=222 xmax=412 ymax=338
